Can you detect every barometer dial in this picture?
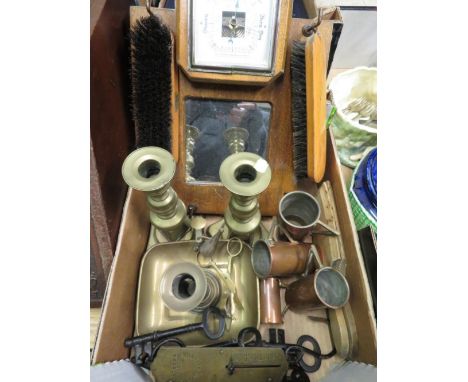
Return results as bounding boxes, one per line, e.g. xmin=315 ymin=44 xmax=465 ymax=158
xmin=190 ymin=0 xmax=280 ymax=72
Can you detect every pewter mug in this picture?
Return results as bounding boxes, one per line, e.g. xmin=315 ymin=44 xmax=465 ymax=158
xmin=278 ymin=191 xmax=337 ymax=241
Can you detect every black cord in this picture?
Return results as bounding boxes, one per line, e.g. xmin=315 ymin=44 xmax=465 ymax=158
xmin=150 ymin=338 xmax=186 ymax=363
xmin=301 ymin=345 xmax=336 ymax=359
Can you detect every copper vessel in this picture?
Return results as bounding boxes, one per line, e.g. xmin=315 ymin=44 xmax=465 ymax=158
xmin=285 ymin=267 xmax=350 ymax=312
xmin=259 ymin=277 xmax=283 ymax=324
xmin=251 ymin=240 xmax=312 ymax=278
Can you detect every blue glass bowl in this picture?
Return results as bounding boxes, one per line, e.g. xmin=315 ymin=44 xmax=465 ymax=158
xmin=353 ymin=148 xmax=377 ymax=220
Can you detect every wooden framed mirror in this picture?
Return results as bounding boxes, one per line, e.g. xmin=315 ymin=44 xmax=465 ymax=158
xmin=129 ymin=3 xmax=340 ymax=215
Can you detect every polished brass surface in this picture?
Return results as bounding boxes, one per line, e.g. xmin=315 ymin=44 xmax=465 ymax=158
xmin=259 ymin=277 xmax=283 ymax=324
xmin=285 ymin=266 xmax=350 ymax=312
xmin=122 ymin=147 xmax=189 ymax=241
xmin=196 ymin=228 xmax=244 ymax=311
xmin=136 ymin=240 xmax=259 ymax=345
xmin=152 ymin=347 xmax=288 ymax=382
xmin=224 ymin=126 xmax=249 ymax=154
xmin=208 ymin=219 xmax=269 ymax=245
xmin=160 ymin=262 xmax=221 ymax=313
xmin=147 ymin=224 xmax=193 ymax=249
xmin=211 ymin=152 xmax=271 ymax=240
xmin=200 ymin=256 xmax=244 ymax=311
xmin=252 ymin=240 xmax=312 ymax=278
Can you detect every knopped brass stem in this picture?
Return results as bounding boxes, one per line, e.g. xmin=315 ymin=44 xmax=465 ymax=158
xmin=224 ymin=127 xmax=249 ymax=154
xmin=122 ymin=146 xmax=189 ymax=241
xmin=225 ymin=193 xmax=260 ymax=235
xmin=214 ymin=152 xmax=271 ymax=239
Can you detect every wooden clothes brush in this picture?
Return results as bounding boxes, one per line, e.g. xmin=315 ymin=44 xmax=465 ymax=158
xmin=129 ymin=4 xmax=179 ymax=161
xmin=291 ymin=13 xmax=327 ymax=182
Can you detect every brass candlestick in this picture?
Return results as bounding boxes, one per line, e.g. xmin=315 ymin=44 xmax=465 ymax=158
xmin=224 ymin=126 xmax=249 ymax=154
xmin=208 ymin=152 xmax=271 ymax=242
xmin=122 ymin=146 xmax=189 ymax=242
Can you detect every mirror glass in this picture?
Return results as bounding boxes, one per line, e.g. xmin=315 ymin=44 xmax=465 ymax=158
xmin=185 ymin=98 xmax=271 ymax=183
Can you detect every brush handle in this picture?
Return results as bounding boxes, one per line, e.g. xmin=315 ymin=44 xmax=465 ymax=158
xmin=305 ymin=33 xmax=327 ymax=182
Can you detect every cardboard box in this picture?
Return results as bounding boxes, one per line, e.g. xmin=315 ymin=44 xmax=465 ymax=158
xmin=90 ymin=4 xmax=376 ymax=378
xmin=91 ymin=131 xmax=377 ymax=377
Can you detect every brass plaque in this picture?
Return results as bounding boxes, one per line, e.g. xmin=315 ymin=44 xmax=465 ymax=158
xmin=151 ymin=347 xmax=288 ymax=382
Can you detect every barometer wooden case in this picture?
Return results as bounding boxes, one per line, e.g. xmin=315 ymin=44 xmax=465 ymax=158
xmin=176 ymin=0 xmax=293 ymax=86
xmin=129 ymin=1 xmax=336 ymax=215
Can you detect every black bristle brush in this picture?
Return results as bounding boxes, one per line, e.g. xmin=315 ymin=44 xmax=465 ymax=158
xmin=290 ymin=14 xmax=327 ymax=183
xmin=291 ymin=40 xmax=309 ymax=178
xmin=130 ymin=12 xmax=173 ymax=151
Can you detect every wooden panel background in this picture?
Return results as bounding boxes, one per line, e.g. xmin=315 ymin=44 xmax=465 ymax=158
xmin=129 ymin=6 xmax=340 ymax=216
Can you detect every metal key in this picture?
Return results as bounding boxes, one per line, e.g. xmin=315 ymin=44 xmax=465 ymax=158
xmin=124 ymin=306 xmax=226 ymax=348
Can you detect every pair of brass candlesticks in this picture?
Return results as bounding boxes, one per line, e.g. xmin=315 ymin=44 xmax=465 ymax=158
xmin=122 ymin=128 xmax=269 ymax=244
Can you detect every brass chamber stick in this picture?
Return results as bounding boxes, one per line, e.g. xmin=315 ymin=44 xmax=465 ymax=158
xmin=209 ymin=152 xmax=272 ymax=242
xmin=122 ymin=147 xmax=190 ymax=242
xmin=136 ymin=240 xmax=259 ymax=345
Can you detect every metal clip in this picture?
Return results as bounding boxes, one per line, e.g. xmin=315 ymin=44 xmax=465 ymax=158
xmin=146 ymin=0 xmax=156 ymax=18
xmin=302 ymin=8 xmax=323 ymax=36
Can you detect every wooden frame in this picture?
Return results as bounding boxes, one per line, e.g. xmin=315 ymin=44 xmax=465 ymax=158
xmin=175 ymin=0 xmax=293 ymax=86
